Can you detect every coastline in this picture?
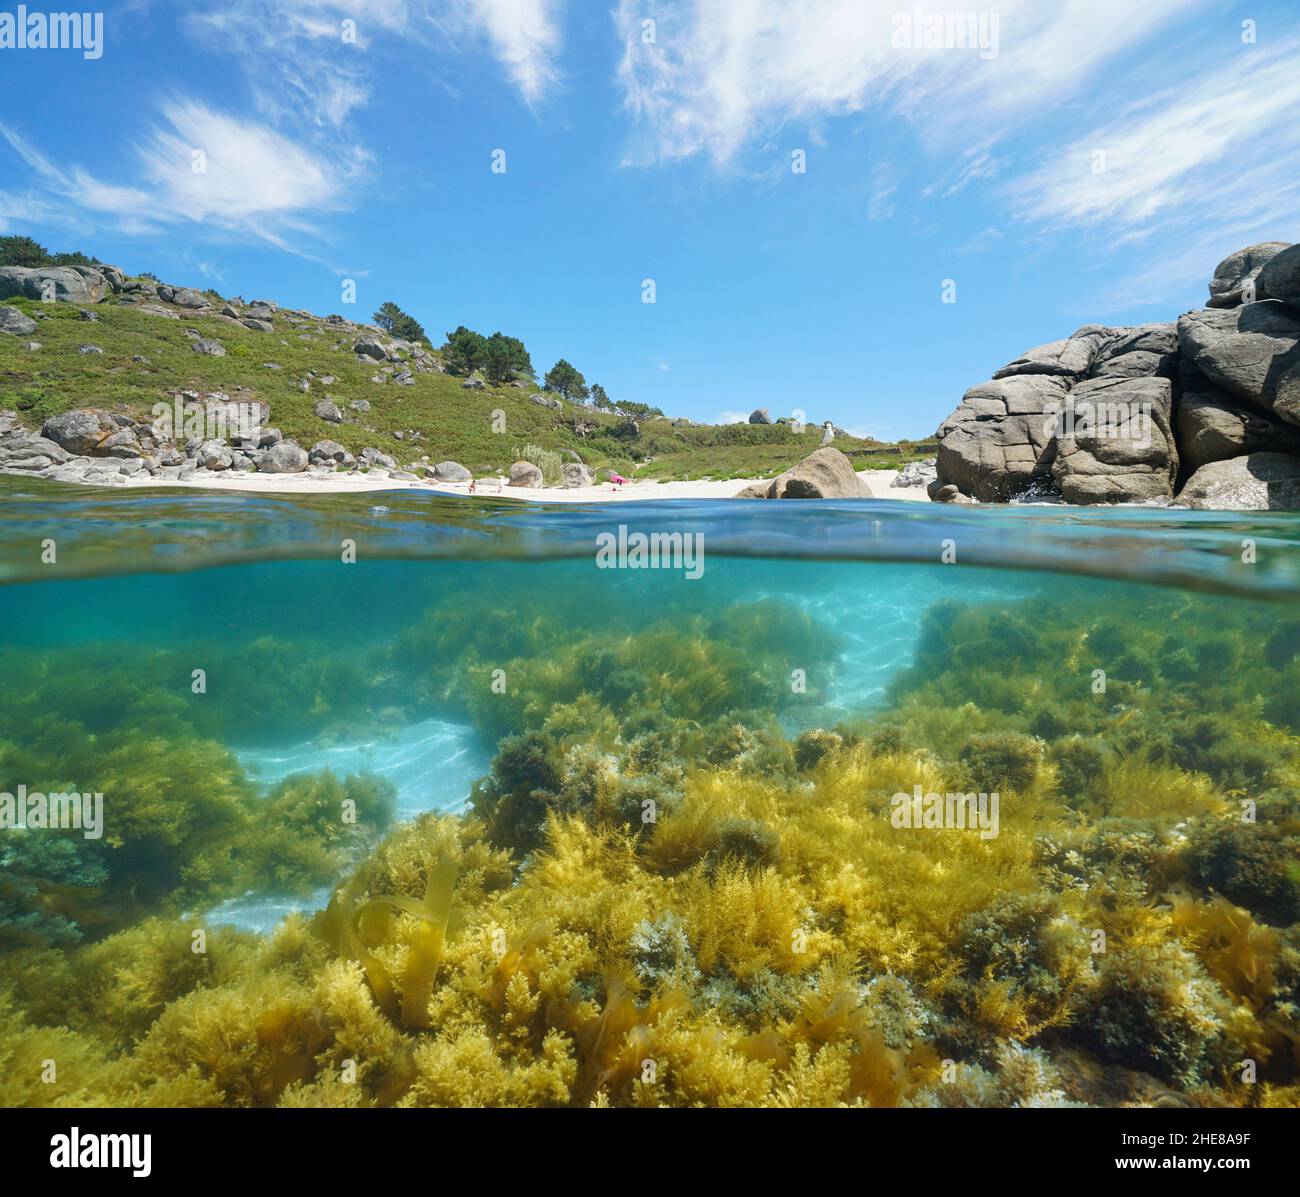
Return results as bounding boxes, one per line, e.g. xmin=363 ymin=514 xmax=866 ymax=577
xmin=112 ymin=466 xmax=931 ymax=502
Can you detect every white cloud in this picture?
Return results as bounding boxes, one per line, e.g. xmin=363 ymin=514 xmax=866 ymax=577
xmin=444 ymin=0 xmax=565 ymax=104
xmin=182 ymin=0 xmax=411 ymax=127
xmin=615 ymin=0 xmax=1206 ymax=164
xmin=716 ymin=410 xmax=749 ymax=424
xmin=0 ymin=102 xmax=349 ymax=253
xmin=186 ymin=0 xmax=567 ymax=121
xmin=866 ymin=161 xmax=898 ymax=221
xmin=141 ymin=100 xmax=347 ymax=225
xmin=1011 ymin=39 xmax=1300 ymax=245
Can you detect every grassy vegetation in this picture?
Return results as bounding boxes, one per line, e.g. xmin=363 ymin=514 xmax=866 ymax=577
xmin=0 ymin=291 xmax=929 ymax=481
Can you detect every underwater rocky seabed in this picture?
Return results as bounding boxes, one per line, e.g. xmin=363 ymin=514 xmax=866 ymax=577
xmin=1 ymin=501 xmax=1299 ymax=1108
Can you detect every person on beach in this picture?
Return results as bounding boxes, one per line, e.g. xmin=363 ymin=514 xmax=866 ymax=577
xmin=468 ymin=478 xmax=477 ymax=494
xmin=609 ymin=471 xmax=628 ymax=490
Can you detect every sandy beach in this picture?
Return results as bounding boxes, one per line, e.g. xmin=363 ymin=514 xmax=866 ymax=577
xmin=118 ymin=467 xmax=931 ymax=502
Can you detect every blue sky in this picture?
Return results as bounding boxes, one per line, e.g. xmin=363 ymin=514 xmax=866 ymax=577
xmin=1 ymin=0 xmax=1298 ymax=440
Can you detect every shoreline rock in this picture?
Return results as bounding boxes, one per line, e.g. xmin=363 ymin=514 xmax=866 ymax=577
xmin=933 ymin=241 xmax=1300 ymax=509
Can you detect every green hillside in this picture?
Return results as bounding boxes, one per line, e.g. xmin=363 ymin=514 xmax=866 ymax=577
xmin=0 ymin=276 xmax=932 ymax=482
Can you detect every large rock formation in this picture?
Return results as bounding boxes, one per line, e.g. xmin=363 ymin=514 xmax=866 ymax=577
xmin=0 ymin=265 xmax=113 ymax=305
xmin=735 ymin=447 xmax=871 ymax=499
xmin=1207 ymin=242 xmax=1291 ymax=307
xmin=933 ymin=242 xmax=1300 ymax=508
xmin=509 ymin=460 xmax=544 ymax=488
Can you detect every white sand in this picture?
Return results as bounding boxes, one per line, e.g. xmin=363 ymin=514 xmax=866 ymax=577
xmin=120 ymin=468 xmax=931 ymax=502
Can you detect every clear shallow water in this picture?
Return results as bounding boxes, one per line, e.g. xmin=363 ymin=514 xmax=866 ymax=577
xmin=209 ymin=718 xmax=490 ymax=932
xmin=1 ymin=476 xmax=1297 ymax=1109
xmin=2 ymin=475 xmax=1299 ymax=599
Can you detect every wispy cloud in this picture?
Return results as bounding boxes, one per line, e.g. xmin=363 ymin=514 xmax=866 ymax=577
xmin=185 ymin=0 xmax=567 ymax=120
xmin=441 ymin=0 xmax=566 ymax=105
xmin=0 ymin=101 xmax=352 ymax=253
xmin=1002 ymin=35 xmax=1300 ymax=305
xmin=614 ymin=0 xmax=1205 ymax=164
xmin=866 ymin=161 xmax=899 ymax=221
xmin=181 ymin=0 xmax=409 ymax=128
xmin=1011 ymin=38 xmax=1300 ymax=243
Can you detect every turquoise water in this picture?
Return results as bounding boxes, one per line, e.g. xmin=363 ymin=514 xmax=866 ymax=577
xmin=2 ymin=476 xmax=1298 ymax=1108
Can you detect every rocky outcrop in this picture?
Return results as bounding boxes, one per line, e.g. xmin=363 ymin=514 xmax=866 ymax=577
xmin=158 ymin=286 xmax=210 ymax=309
xmin=748 ymin=408 xmax=772 ymax=424
xmin=258 ymin=441 xmax=309 ymax=473
xmin=508 ymin=460 xmax=544 ymax=488
xmin=892 ymin=458 xmax=937 ymax=488
xmin=1207 ymin=242 xmax=1290 ymax=307
xmin=562 ymin=462 xmax=594 ymax=488
xmin=1174 ymin=453 xmax=1300 ymax=510
xmin=353 ymin=335 xmax=387 ymax=360
xmin=737 ymin=447 xmax=870 ymax=499
xmin=359 ymin=447 xmax=396 ymax=471
xmin=936 ymin=374 xmax=1069 ymax=501
xmin=42 ymin=409 xmax=119 ymax=455
xmin=1258 ymin=244 xmax=1300 ymax=307
xmin=432 ymin=460 xmax=471 ymax=482
xmin=309 ymin=440 xmax=355 ymax=467
xmin=0 ymin=265 xmax=112 ymax=305
xmin=0 ymin=305 xmax=37 ymax=335
xmin=1051 ymin=376 xmax=1177 ymax=504
xmin=1178 ymin=392 xmax=1300 ymax=469
xmin=933 ymin=242 xmax=1300 ymax=508
xmin=1178 ymin=304 xmax=1300 ymax=426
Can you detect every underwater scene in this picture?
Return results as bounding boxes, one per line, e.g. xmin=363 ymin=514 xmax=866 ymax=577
xmin=2 ymin=479 xmax=1299 ymax=1111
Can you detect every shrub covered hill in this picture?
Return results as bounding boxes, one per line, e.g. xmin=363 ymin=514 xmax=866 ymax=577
xmin=0 ymin=240 xmax=932 ymax=485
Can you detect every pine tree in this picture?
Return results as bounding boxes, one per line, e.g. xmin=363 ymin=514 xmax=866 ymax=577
xmin=543 ymin=359 xmax=589 ymax=401
xmin=373 ymin=301 xmax=428 ymax=344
